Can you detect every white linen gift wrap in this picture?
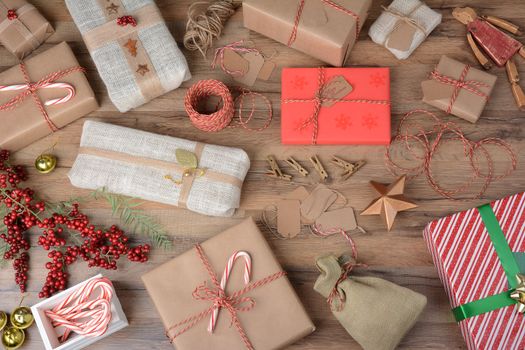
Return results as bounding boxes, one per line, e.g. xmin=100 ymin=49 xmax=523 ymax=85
xmin=368 ymin=0 xmax=441 ymax=60
xmin=65 ymin=0 xmax=190 ymax=112
xmin=68 ymin=121 xmax=250 ymax=217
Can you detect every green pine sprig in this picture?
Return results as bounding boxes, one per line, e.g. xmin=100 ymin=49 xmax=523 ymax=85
xmin=91 ymin=188 xmax=172 ymax=249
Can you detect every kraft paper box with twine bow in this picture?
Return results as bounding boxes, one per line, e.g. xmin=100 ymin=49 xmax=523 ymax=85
xmin=424 ymin=192 xmax=525 ymax=350
xmin=65 ymin=0 xmax=191 ymax=113
xmin=422 ymin=55 xmax=497 ymax=123
xmin=141 ymin=217 xmax=316 ymax=350
xmin=281 ymin=67 xmax=391 ymax=145
xmin=68 ymin=121 xmax=251 ymax=218
xmin=368 ymin=0 xmax=442 ymax=60
xmin=243 ymin=0 xmax=371 ymax=67
xmin=0 ymin=42 xmax=98 ymax=152
xmin=0 ymin=0 xmax=54 ymax=59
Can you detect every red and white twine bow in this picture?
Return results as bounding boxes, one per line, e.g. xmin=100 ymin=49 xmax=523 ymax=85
xmin=0 ymin=63 xmax=84 ymax=132
xmin=165 ymin=244 xmax=286 ymax=350
xmin=282 ymin=67 xmax=390 ymax=145
xmin=288 ymin=0 xmax=360 ymax=47
xmin=44 ymin=277 xmax=114 ymax=342
xmin=430 ymin=65 xmax=490 ymax=114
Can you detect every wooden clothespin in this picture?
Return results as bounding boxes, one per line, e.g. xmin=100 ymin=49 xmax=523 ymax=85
xmin=331 ymin=156 xmax=365 ymax=181
xmin=266 ymin=155 xmax=292 ymax=181
xmin=285 ymin=157 xmax=309 ymax=177
xmin=309 ymin=155 xmax=328 ymax=181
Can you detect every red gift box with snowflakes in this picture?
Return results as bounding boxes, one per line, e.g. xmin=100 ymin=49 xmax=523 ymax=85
xmin=281 ymin=67 xmax=391 ymax=145
xmin=424 ymin=192 xmax=525 ymax=350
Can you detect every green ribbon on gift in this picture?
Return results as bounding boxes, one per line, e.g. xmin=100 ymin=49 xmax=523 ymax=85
xmin=452 ymin=204 xmax=525 ymax=322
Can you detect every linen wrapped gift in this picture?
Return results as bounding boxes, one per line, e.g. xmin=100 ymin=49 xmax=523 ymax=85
xmin=243 ymin=0 xmax=371 ymax=67
xmin=422 ymin=56 xmax=497 ymax=123
xmin=142 ymin=217 xmax=316 ymax=349
xmin=68 ymin=121 xmax=250 ymax=217
xmin=281 ymin=67 xmax=391 ymax=145
xmin=368 ymin=0 xmax=441 ymax=60
xmin=314 ymin=254 xmax=427 ymax=350
xmin=0 ymin=0 xmax=54 ymax=59
xmin=424 ymin=192 xmax=525 ymax=349
xmin=0 ymin=42 xmax=98 ymax=152
xmin=65 ymin=0 xmax=191 ymax=112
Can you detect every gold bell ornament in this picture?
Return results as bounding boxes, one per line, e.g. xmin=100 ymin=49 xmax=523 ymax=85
xmin=9 ymin=307 xmax=33 ymax=330
xmin=34 ymin=154 xmax=57 ymax=174
xmin=1 ymin=326 xmax=25 ymax=350
xmin=0 ymin=311 xmax=7 ymax=332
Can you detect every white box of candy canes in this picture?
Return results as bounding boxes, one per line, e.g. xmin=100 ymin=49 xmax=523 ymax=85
xmin=31 ymin=274 xmax=128 ymax=350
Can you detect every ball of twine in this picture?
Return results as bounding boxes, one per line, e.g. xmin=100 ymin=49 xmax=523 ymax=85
xmin=184 ymin=1 xmax=240 ymax=58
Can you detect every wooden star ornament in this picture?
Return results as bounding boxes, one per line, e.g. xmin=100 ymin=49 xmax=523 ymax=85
xmin=136 ymin=64 xmax=149 ymax=76
xmin=124 ymin=38 xmax=138 ymax=57
xmin=106 ymin=3 xmax=119 ymax=15
xmin=360 ymin=175 xmax=417 ymax=231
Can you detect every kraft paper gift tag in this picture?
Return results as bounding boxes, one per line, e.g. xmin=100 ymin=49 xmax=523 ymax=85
xmin=277 ymin=199 xmax=301 ymax=238
xmin=284 ymin=186 xmax=310 ymax=201
xmin=257 ymin=60 xmax=276 ymax=81
xmin=234 ymin=52 xmax=265 ymax=86
xmin=321 ymin=76 xmax=353 ymax=107
xmin=300 ymin=184 xmax=338 ymax=224
xmin=386 ymin=21 xmax=418 ymax=52
xmin=222 ymin=48 xmax=250 ymax=76
xmin=315 ymin=207 xmax=357 ymax=231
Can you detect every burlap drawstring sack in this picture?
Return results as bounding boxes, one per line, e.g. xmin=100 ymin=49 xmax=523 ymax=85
xmin=314 ymin=254 xmax=427 ymax=350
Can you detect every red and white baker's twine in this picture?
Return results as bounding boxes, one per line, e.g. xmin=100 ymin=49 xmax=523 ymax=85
xmin=212 ymin=41 xmax=261 ymax=77
xmin=288 ymin=0 xmax=360 ymax=47
xmin=208 ymin=251 xmax=252 ymax=333
xmin=385 ymin=109 xmax=517 ymax=201
xmin=0 ymin=63 xmax=84 ymax=132
xmin=184 ymin=79 xmax=272 ymax=132
xmin=45 ymin=277 xmax=114 ymax=342
xmin=165 ymin=244 xmax=286 ymax=350
xmin=282 ymin=67 xmax=390 ymax=145
xmin=430 ymin=65 xmax=490 ymax=114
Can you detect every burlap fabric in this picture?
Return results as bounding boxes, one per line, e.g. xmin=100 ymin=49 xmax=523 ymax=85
xmin=314 ymin=254 xmax=427 ymax=350
xmin=65 ymin=0 xmax=190 ymax=112
xmin=368 ymin=0 xmax=441 ymax=60
xmin=69 ymin=121 xmax=250 ymax=217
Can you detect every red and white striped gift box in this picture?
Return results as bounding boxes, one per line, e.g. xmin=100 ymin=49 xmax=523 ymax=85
xmin=424 ymin=192 xmax=525 ymax=350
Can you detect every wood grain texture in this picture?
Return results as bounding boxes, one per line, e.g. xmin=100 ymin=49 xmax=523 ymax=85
xmin=1 ymin=0 xmax=524 ymax=349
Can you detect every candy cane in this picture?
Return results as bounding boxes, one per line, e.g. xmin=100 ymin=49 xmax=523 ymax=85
xmin=0 ymin=82 xmax=75 ymax=106
xmin=45 ymin=277 xmax=114 ymax=342
xmin=208 ymin=251 xmax=252 ymax=333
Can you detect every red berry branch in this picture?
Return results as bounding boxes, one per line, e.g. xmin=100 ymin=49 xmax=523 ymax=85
xmin=0 ymin=150 xmax=150 ymax=297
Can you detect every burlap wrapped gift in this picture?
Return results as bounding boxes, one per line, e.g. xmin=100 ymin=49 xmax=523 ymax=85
xmin=65 ymin=0 xmax=190 ymax=112
xmin=314 ymin=254 xmax=427 ymax=350
xmin=0 ymin=0 xmax=54 ymax=59
xmin=69 ymin=121 xmax=250 ymax=217
xmin=368 ymin=0 xmax=441 ymax=60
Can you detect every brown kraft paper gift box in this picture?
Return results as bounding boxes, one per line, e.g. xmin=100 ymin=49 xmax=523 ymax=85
xmin=142 ymin=217 xmax=315 ymax=350
xmin=243 ymin=0 xmax=371 ymax=67
xmin=0 ymin=42 xmax=98 ymax=152
xmin=421 ymin=55 xmax=497 ymax=123
xmin=0 ymin=0 xmax=54 ymax=59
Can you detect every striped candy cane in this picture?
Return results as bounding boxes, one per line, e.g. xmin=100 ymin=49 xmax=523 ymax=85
xmin=208 ymin=251 xmax=252 ymax=333
xmin=45 ymin=277 xmax=114 ymax=342
xmin=0 ymin=82 xmax=75 ymax=106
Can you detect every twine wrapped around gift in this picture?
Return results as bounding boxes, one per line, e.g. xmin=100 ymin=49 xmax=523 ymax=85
xmin=380 ymin=4 xmax=426 ymax=45
xmin=430 ymin=64 xmax=490 ymax=114
xmin=44 ymin=277 xmax=114 ymax=342
xmin=282 ymin=67 xmax=390 ymax=145
xmin=0 ymin=2 xmax=42 ymax=52
xmin=165 ymin=244 xmax=286 ymax=350
xmin=0 ymin=62 xmax=84 ymax=132
xmin=288 ymin=0 xmax=361 ymax=47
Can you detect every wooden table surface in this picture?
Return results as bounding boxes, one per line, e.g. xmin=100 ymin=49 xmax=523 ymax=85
xmin=1 ymin=0 xmax=524 ymax=349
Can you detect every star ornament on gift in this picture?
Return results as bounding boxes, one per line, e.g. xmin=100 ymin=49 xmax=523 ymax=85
xmin=510 ymin=274 xmax=525 ymax=313
xmin=361 ymin=175 xmax=418 ymax=231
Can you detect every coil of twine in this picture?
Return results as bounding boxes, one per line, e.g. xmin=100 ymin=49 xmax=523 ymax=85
xmin=184 ymin=1 xmax=240 ymax=58
xmin=184 ymin=79 xmax=273 ymax=132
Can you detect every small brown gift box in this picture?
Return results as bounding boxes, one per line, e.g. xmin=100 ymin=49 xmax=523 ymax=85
xmin=142 ymin=218 xmax=315 ymax=350
xmin=0 ymin=0 xmax=54 ymax=59
xmin=0 ymin=42 xmax=98 ymax=151
xmin=421 ymin=55 xmax=497 ymax=123
xmin=243 ymin=0 xmax=371 ymax=67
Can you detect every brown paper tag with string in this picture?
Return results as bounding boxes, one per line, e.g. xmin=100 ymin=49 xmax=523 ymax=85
xmin=234 ymin=52 xmax=265 ymax=86
xmin=321 ymin=76 xmax=353 ymax=107
xmin=386 ymin=21 xmax=418 ymax=51
xmin=284 ymin=186 xmax=310 ymax=201
xmin=222 ymin=48 xmax=250 ymax=76
xmin=277 ymin=199 xmax=301 ymax=238
xmin=315 ymin=207 xmax=357 ymax=231
xmin=257 ymin=61 xmax=276 ymax=81
xmin=300 ymin=184 xmax=338 ymax=224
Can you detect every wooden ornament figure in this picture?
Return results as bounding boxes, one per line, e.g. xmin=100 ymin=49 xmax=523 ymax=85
xmin=453 ymin=7 xmax=525 ymax=110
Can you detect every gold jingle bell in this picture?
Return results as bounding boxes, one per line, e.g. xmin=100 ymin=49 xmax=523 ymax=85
xmin=1 ymin=326 xmax=25 ymax=350
xmin=9 ymin=307 xmax=33 ymax=330
xmin=34 ymin=154 xmax=57 ymax=174
xmin=0 ymin=311 xmax=6 ymax=332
